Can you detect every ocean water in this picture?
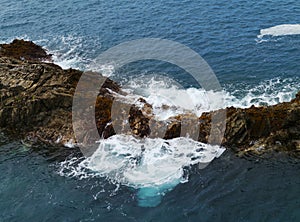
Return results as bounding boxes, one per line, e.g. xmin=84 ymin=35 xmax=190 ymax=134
xmin=1 ymin=0 xmax=300 ymax=221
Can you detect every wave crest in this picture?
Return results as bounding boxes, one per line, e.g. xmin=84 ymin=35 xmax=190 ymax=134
xmin=258 ymin=24 xmax=300 ymax=39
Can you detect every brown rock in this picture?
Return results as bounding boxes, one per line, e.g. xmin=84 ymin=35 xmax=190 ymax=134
xmin=0 ymin=39 xmax=52 ymax=62
xmin=1 ymin=39 xmax=300 ymax=158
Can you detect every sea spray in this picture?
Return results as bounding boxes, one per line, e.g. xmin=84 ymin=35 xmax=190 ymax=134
xmin=120 ymin=75 xmax=300 ymax=119
xmin=59 ymin=135 xmax=225 ymax=207
xmin=58 ymin=75 xmax=299 ymax=206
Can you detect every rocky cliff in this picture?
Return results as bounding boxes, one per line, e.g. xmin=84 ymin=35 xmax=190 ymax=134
xmin=1 ymin=39 xmax=299 ymax=157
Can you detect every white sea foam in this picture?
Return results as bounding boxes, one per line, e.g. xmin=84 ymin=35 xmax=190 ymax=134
xmin=59 ymin=135 xmax=225 ymax=206
xmin=58 ymin=72 xmax=299 ymax=206
xmin=257 ymin=24 xmax=300 ymax=39
xmin=44 ymin=35 xmax=88 ymax=70
xmin=22 ymin=35 xmax=113 ymax=75
xmin=88 ymin=63 xmax=116 ymax=77
xmin=27 ymin=36 xmax=298 ymax=206
xmin=89 ymin=135 xmax=224 ymax=186
xmin=40 ymin=35 xmax=117 ymax=76
xmin=32 ymin=35 xmax=103 ymax=71
xmin=118 ymin=75 xmax=299 ymax=121
xmin=0 ymin=35 xmax=88 ymax=69
xmin=224 ymin=78 xmax=300 ymax=108
xmin=120 ymin=75 xmax=226 ymax=120
xmin=63 ymin=139 xmax=76 ymax=148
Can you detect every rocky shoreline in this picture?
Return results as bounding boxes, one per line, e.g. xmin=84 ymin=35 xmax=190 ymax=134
xmin=1 ymin=39 xmax=299 ymax=157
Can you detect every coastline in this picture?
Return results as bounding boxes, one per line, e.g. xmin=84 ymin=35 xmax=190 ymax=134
xmin=1 ymin=39 xmax=300 ymax=157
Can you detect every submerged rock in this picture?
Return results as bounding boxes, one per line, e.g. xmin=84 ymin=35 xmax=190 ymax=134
xmin=0 ymin=39 xmax=299 ymax=157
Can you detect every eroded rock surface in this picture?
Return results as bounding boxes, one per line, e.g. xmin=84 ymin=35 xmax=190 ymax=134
xmin=0 ymin=39 xmax=52 ymax=61
xmin=0 ymin=40 xmax=120 ymax=147
xmin=1 ymin=39 xmax=300 ymax=157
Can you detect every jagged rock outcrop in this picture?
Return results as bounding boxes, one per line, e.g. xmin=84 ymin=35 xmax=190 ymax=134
xmin=0 ymin=40 xmax=120 ymax=146
xmin=0 ymin=39 xmax=52 ymax=61
xmin=1 ymin=39 xmax=300 ymax=157
xmin=0 ymin=55 xmax=80 ymax=144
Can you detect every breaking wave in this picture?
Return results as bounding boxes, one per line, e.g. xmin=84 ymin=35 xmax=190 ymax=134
xmin=57 ymin=62 xmax=298 ymax=207
xmin=2 ymin=36 xmax=297 ymax=207
xmin=257 ymin=24 xmax=300 ymax=39
xmin=58 ymin=135 xmax=225 ymax=207
xmin=119 ymin=75 xmax=299 ymax=120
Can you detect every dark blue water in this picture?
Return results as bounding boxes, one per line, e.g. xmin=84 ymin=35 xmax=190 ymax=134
xmin=1 ymin=0 xmax=300 ymax=84
xmin=1 ymin=136 xmax=300 ymax=221
xmin=1 ymin=0 xmax=300 ymax=221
